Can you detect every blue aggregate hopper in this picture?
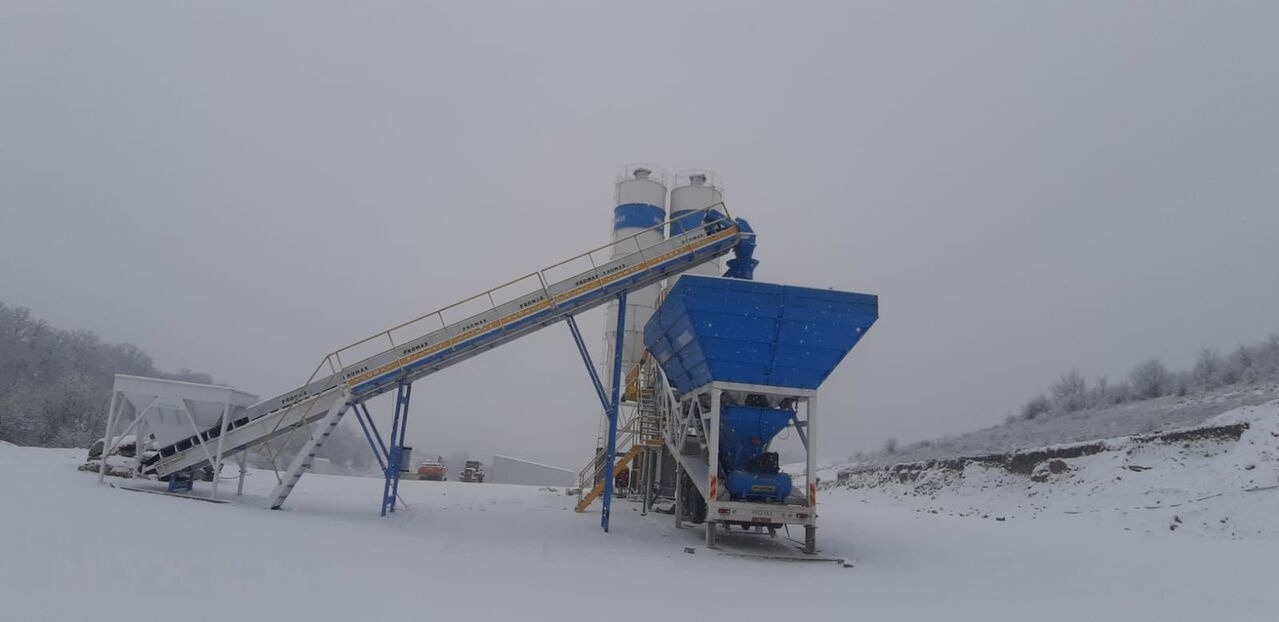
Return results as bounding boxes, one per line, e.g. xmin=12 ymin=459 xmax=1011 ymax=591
xmin=720 ymin=405 xmax=793 ymax=471
xmin=643 ymin=275 xmax=878 ymax=394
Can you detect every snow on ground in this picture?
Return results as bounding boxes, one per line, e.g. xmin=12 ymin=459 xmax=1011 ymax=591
xmin=2 ymin=435 xmax=1278 ymax=621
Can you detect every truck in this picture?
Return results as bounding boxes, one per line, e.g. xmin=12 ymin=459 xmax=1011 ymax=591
xmin=416 ymin=458 xmax=447 ymax=481
xmin=459 ymin=460 xmax=485 ymax=483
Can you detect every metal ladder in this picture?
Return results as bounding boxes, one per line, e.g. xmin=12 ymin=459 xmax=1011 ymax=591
xmin=267 ymin=394 xmax=350 ymax=509
xmin=574 ymin=359 xmax=665 ymax=511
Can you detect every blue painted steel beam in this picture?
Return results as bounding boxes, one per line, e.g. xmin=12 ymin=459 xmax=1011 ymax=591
xmin=390 ymin=382 xmax=411 ymax=513
xmin=601 ymin=291 xmax=627 ymax=533
xmin=381 ymin=400 xmax=399 ymax=516
xmin=381 ymin=381 xmax=412 ymax=517
xmin=357 ymin=401 xmax=390 ymax=462
xmin=565 ymin=315 xmax=612 ymax=415
xmin=352 ymin=401 xmax=388 ymax=473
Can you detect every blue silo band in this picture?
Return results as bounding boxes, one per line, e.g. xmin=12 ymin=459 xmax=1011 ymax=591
xmin=614 ymin=203 xmax=665 ymax=230
xmin=668 ymin=209 xmax=701 ymax=235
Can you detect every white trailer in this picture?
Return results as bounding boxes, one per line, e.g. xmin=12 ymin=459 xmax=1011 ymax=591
xmin=488 ymin=455 xmax=575 ymax=487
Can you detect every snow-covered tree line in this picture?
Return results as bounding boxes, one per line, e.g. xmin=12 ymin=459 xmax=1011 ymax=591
xmin=0 ymin=303 xmax=376 ymax=473
xmin=1020 ymin=335 xmax=1279 ymax=420
xmin=0 ymin=302 xmax=212 ymax=447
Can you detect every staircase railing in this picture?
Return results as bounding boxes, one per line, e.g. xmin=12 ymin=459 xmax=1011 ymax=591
xmin=577 ymin=415 xmax=643 ymax=493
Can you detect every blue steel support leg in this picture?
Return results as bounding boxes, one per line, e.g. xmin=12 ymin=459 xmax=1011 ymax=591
xmin=358 ymin=402 xmax=390 ymax=461
xmin=389 ymin=382 xmax=411 ymax=513
xmin=601 ymin=291 xmax=627 ymax=533
xmin=381 ymin=400 xmax=399 ymax=516
xmin=353 ymin=401 xmax=387 ymax=473
xmin=566 ymin=315 xmax=612 ymax=413
xmin=381 ymin=381 xmax=412 ymax=517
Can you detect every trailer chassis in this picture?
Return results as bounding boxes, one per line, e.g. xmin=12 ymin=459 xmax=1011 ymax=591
xmin=662 ymin=377 xmax=820 ymax=554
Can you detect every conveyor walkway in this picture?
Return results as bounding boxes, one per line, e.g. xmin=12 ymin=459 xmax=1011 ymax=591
xmin=139 ymin=207 xmax=749 ymax=509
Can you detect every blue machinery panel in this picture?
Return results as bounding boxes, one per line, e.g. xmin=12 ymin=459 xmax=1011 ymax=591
xmin=643 ymin=275 xmax=879 ymax=395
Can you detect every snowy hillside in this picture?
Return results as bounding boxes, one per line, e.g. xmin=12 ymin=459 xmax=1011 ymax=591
xmin=3 ymin=435 xmax=1279 ymax=621
xmin=857 ymin=381 xmax=1279 ymax=468
xmin=834 ymin=402 xmax=1279 ymax=541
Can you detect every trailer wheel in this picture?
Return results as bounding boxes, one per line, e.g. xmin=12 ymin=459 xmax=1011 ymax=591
xmin=678 ymin=470 xmax=707 ymax=524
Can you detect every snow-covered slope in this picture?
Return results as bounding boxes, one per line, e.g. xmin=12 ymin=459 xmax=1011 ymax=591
xmin=834 ymin=402 xmax=1279 ymax=540
xmin=2 ymin=437 xmax=1279 ymax=621
xmin=859 ymin=381 xmax=1279 ymax=469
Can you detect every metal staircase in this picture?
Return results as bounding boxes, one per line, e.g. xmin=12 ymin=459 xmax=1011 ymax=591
xmin=574 ymin=415 xmax=663 ymax=512
xmin=267 ymin=394 xmax=350 ymax=509
xmin=574 ymin=445 xmax=643 ymax=512
xmin=137 ymin=206 xmax=746 ymax=510
xmin=575 ymin=356 xmax=665 ymax=512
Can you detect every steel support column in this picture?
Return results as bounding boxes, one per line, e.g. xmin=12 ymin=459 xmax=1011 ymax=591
xmin=804 ymin=395 xmax=817 ymax=554
xmin=565 ymin=315 xmax=611 ymax=414
xmin=235 ymin=451 xmax=247 ymax=496
xmin=97 ymin=390 xmax=121 ymax=484
xmin=707 ymin=386 xmax=722 ymax=548
xmin=601 ymin=291 xmax=627 ymax=532
xmin=381 ymin=381 xmax=412 ymax=517
xmin=353 ymin=401 xmax=389 ymax=473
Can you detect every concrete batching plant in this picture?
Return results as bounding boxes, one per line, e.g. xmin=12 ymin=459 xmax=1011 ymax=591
xmin=92 ymin=163 xmax=875 ymax=558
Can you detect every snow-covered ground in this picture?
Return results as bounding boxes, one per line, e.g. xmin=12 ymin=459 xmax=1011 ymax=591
xmin=3 ymin=404 xmax=1279 ymax=620
xmin=857 ymin=381 xmax=1279 ymax=469
xmin=833 ymin=402 xmax=1279 ymax=543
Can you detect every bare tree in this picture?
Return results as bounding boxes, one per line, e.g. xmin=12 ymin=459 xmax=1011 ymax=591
xmin=1192 ymin=347 xmax=1221 ymax=389
xmin=1022 ymin=393 xmax=1051 ymax=419
xmin=1088 ymin=375 xmax=1110 ymax=408
xmin=1129 ymin=358 xmax=1170 ymax=399
xmin=1050 ymin=369 xmax=1087 ymax=412
xmin=1109 ymin=381 xmax=1133 ymax=404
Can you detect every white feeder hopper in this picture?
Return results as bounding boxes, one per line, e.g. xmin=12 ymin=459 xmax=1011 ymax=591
xmin=99 ymin=374 xmax=259 ymax=498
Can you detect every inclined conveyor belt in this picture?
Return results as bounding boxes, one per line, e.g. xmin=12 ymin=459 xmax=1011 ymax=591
xmin=144 ymin=208 xmax=750 ymax=478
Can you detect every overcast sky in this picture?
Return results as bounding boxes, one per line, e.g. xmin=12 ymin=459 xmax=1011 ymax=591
xmin=2 ymin=2 xmax=1277 ymax=468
